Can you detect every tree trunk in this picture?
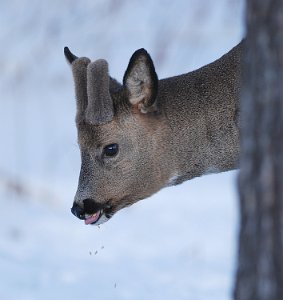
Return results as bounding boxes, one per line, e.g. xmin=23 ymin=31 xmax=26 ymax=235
xmin=234 ymin=0 xmax=283 ymax=300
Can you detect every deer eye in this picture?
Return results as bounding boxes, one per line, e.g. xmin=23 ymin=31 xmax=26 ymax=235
xmin=103 ymin=143 xmax=119 ymax=158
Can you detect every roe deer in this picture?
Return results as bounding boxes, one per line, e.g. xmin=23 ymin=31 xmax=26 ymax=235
xmin=64 ymin=40 xmax=243 ymax=226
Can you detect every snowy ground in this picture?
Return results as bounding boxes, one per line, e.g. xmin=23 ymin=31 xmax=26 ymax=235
xmin=0 ymin=171 xmax=239 ymax=300
xmin=0 ymin=1 xmax=244 ymax=299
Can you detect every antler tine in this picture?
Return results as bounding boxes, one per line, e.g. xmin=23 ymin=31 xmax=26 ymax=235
xmin=86 ymin=60 xmax=114 ymax=125
xmin=71 ymin=57 xmax=91 ymax=123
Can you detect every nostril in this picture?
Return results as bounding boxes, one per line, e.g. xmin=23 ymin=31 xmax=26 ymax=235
xmin=71 ymin=202 xmax=85 ymax=220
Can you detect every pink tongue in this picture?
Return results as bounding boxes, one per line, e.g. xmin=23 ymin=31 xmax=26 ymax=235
xmin=85 ymin=212 xmax=100 ymax=225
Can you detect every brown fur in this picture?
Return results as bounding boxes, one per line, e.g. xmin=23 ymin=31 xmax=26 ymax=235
xmin=71 ymin=57 xmax=90 ymax=123
xmin=65 ymin=41 xmax=243 ymax=225
xmin=86 ymin=60 xmax=114 ymax=125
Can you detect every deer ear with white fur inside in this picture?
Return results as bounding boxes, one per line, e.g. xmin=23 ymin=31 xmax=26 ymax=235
xmin=123 ymin=49 xmax=158 ymax=113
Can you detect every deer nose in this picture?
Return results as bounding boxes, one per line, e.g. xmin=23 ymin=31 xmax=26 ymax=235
xmin=71 ymin=202 xmax=85 ymax=220
xmin=71 ymin=199 xmax=104 ymax=220
xmin=83 ymin=198 xmax=103 ymax=214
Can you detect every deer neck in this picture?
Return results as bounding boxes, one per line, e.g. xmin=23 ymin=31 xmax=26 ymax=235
xmin=159 ymin=42 xmax=242 ymax=185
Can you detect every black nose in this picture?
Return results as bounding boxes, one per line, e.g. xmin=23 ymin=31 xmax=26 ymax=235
xmin=71 ymin=202 xmax=85 ymax=220
xmin=83 ymin=199 xmax=103 ymax=214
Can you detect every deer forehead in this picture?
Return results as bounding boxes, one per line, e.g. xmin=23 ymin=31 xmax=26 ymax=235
xmin=77 ymin=119 xmax=162 ymax=159
xmin=77 ymin=116 xmax=137 ymax=148
xmin=77 ymin=123 xmax=116 ymax=148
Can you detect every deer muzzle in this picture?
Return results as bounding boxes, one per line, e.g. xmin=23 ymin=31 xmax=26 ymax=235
xmin=71 ymin=199 xmax=112 ymax=225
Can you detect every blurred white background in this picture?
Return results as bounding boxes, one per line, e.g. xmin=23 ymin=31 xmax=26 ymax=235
xmin=0 ymin=0 xmax=244 ymax=299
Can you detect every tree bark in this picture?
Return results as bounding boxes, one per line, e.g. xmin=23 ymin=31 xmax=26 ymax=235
xmin=234 ymin=0 xmax=283 ymax=300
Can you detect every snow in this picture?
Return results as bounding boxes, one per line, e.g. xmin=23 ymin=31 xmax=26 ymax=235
xmin=1 ymin=172 xmax=239 ymax=300
xmin=0 ymin=0 xmax=244 ymax=299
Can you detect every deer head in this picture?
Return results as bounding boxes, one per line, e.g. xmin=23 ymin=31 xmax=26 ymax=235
xmin=65 ymin=41 xmax=242 ymax=226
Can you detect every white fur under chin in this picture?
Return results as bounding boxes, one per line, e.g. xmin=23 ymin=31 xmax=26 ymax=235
xmin=166 ymin=174 xmax=179 ymax=187
xmin=94 ymin=213 xmax=110 ymax=226
xmin=204 ymin=166 xmax=220 ymax=175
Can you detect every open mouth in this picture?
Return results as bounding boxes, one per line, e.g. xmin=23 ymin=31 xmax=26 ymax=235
xmin=84 ymin=210 xmax=102 ymax=225
xmin=71 ymin=199 xmax=117 ymax=226
xmin=84 ymin=206 xmax=114 ymax=226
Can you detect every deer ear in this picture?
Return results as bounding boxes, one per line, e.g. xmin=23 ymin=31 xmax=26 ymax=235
xmin=64 ymin=47 xmax=78 ymax=64
xmin=123 ymin=49 xmax=158 ymax=113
